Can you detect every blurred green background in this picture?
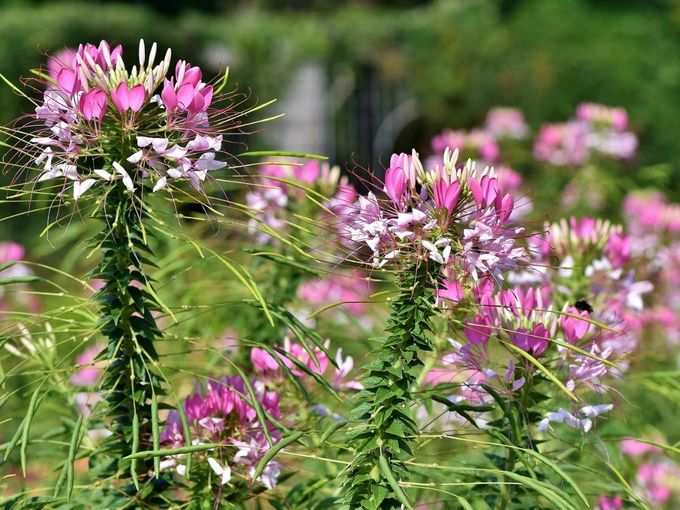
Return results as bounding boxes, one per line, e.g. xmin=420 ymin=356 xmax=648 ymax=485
xmin=2 ymin=0 xmax=680 ymax=242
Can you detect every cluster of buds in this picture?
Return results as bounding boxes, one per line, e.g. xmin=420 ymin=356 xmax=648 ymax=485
xmin=25 ymin=40 xmax=227 ymax=200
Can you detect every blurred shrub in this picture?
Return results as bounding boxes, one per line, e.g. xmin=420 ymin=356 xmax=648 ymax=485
xmin=1 ymin=0 xmax=679 ymax=241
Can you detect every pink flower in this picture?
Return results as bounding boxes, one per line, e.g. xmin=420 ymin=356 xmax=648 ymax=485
xmin=533 ymin=122 xmax=588 ymax=166
xmin=47 ymin=48 xmax=76 ymax=79
xmin=77 ymin=40 xmax=123 ymax=72
xmin=499 ymin=287 xmax=539 ymax=316
xmin=251 ymin=347 xmax=279 ymax=376
xmin=605 ymin=231 xmax=632 ymax=268
xmin=111 ymin=82 xmax=145 ymax=113
xmin=294 ymin=161 xmax=320 ymax=184
xmin=576 ymin=102 xmax=629 ymax=132
xmin=432 ymin=179 xmax=461 ymax=213
xmin=496 ymin=166 xmax=523 ymax=194
xmin=161 ymin=62 xmax=213 ymax=118
xmin=570 ymin=216 xmax=598 ymax=242
xmin=333 ymin=349 xmax=363 ymax=390
xmin=597 ymin=495 xmax=623 ymax=510
xmin=485 ymin=107 xmax=528 ymax=139
xmin=176 ymin=60 xmax=203 ymax=87
xmin=510 ymin=323 xmax=550 ymax=357
xmin=561 ymin=307 xmax=592 ymax=343
xmin=283 ymin=340 xmax=329 ymax=377
xmin=423 ymin=368 xmax=456 ymax=386
xmin=297 ymin=270 xmax=372 ymax=315
xmin=384 ymin=153 xmax=411 ymax=207
xmin=56 ymin=68 xmax=81 ymax=95
xmin=620 ymin=438 xmax=661 ymax=457
xmin=79 ymin=88 xmax=108 ymax=121
xmin=161 ymin=79 xmax=178 ymax=111
xmin=469 ymin=176 xmax=498 ymax=209
xmin=438 ymin=278 xmax=464 ymax=303
xmin=431 ymin=129 xmax=499 ymax=162
xmin=494 ymin=192 xmax=514 ymax=222
xmin=637 ymin=462 xmax=675 ymax=504
xmin=70 ymin=344 xmax=104 ymax=387
xmin=464 ymin=314 xmax=494 ymax=345
xmin=0 ymin=242 xmax=25 ymax=263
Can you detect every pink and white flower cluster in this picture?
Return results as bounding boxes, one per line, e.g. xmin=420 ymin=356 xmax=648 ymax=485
xmin=428 ymin=107 xmax=528 ymax=166
xmin=484 ymin=107 xmax=529 ymax=140
xmin=29 ymin=40 xmax=226 ymax=199
xmin=431 ymin=129 xmax=500 ymax=164
xmin=426 ymin=214 xmax=646 ymax=435
xmin=534 ymin=103 xmax=637 ymax=165
xmin=251 ymin=338 xmax=362 ymax=391
xmin=622 ymin=192 xmax=680 ymax=346
xmin=619 ymin=438 xmax=680 ymax=506
xmin=246 ymin=160 xmax=348 ymax=245
xmin=0 ymin=242 xmax=39 ymax=313
xmin=161 ymin=376 xmax=283 ymax=488
xmin=343 ymin=149 xmax=527 ymax=280
xmin=297 ymin=269 xmax=373 ymax=315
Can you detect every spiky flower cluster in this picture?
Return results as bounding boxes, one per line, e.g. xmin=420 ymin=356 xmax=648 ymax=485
xmin=28 ymin=39 xmax=226 ymax=199
xmin=344 ymin=149 xmax=526 ymax=281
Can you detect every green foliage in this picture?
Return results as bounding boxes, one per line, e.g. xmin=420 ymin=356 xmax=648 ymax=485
xmin=88 ymin=182 xmax=169 ymax=503
xmin=341 ymin=263 xmax=438 ymax=509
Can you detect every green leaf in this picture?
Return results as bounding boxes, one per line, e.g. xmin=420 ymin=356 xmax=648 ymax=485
xmin=253 ymin=431 xmax=303 ymax=480
xmin=378 ymin=454 xmax=412 ymax=510
xmin=238 ymin=150 xmax=328 ymax=160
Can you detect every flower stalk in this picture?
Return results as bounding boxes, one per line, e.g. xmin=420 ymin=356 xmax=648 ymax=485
xmin=92 ymin=179 xmax=166 ymax=495
xmin=342 ymin=262 xmax=438 ymax=509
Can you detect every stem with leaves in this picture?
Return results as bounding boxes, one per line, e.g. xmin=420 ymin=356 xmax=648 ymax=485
xmin=341 ymin=262 xmax=438 ymax=510
xmin=92 ymin=182 xmax=167 ymax=499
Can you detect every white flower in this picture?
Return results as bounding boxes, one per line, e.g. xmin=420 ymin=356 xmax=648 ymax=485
xmin=538 ymin=404 xmax=612 ymax=433
xmin=207 ymin=457 xmax=231 ymax=485
xmin=422 ymin=238 xmax=451 ymax=265
xmin=153 ymin=176 xmax=167 ymax=192
xmin=625 ymin=280 xmax=653 ymax=311
xmin=73 ymin=179 xmax=96 ymax=200
xmin=112 ymin=162 xmax=135 ymax=192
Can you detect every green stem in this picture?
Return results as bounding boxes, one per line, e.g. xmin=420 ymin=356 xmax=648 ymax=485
xmin=93 ymin=183 xmax=166 ymax=496
xmin=342 ymin=262 xmax=438 ymax=510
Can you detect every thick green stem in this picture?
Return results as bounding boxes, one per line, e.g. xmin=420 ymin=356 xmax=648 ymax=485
xmin=93 ymin=184 xmax=165 ymax=494
xmin=342 ymin=262 xmax=438 ymax=509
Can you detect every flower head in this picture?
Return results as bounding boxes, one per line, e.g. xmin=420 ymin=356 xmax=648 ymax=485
xmin=18 ymin=39 xmax=232 ymax=200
